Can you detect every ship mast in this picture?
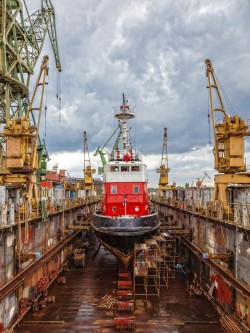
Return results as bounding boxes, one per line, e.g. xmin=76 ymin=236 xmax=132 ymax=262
xmin=115 ymin=94 xmax=135 ymax=156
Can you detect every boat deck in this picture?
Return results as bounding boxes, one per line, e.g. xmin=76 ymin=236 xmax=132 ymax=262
xmin=16 ymin=234 xmax=222 ymax=333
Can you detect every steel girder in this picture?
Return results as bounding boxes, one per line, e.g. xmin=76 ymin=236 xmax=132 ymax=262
xmin=0 ymin=0 xmax=61 ymax=124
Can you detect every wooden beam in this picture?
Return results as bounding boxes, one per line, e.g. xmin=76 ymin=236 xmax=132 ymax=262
xmin=66 ymin=225 xmax=91 ymax=230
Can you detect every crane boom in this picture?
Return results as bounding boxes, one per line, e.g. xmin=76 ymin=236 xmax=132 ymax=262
xmin=156 ymin=127 xmax=170 ymax=190
xmin=94 ymin=125 xmax=121 ymax=174
xmin=205 ymin=59 xmax=250 ymax=207
xmin=42 ymin=0 xmax=62 ymax=72
xmin=111 ymin=125 xmax=122 ymax=160
xmin=196 ymin=171 xmax=210 ymax=187
xmin=25 ymin=0 xmax=62 ymax=73
xmin=83 ymin=131 xmax=96 ymax=193
xmin=205 ymin=59 xmax=250 ymax=174
xmin=0 ymin=55 xmax=49 ymax=203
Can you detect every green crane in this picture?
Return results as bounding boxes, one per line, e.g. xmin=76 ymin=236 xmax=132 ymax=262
xmin=94 ymin=125 xmax=122 ymax=174
xmin=0 ymin=0 xmax=62 ymax=123
xmin=37 ymin=138 xmax=50 ymax=179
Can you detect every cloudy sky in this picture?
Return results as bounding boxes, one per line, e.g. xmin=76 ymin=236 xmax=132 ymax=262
xmin=27 ymin=0 xmax=250 ymax=187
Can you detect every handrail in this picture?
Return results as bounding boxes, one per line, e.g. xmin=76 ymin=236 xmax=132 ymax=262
xmin=151 ymin=195 xmax=250 ymax=230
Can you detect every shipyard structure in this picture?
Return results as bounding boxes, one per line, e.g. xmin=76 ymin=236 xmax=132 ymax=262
xmin=0 ymin=1 xmax=250 ymax=333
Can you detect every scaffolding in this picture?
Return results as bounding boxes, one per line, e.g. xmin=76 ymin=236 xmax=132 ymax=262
xmin=161 ymin=232 xmax=179 ymax=279
xmin=133 ymin=234 xmax=178 ymax=300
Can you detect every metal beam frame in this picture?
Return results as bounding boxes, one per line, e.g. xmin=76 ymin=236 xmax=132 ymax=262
xmin=0 ymin=0 xmax=61 ymax=124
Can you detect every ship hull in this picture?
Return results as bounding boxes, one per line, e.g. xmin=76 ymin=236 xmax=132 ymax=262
xmin=91 ymin=212 xmax=160 ymax=268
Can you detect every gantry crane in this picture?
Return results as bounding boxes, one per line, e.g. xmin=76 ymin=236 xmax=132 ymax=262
xmin=0 ymin=0 xmax=61 ymax=124
xmin=156 ymin=127 xmax=175 ymax=193
xmin=205 ymin=59 xmax=250 ymax=207
xmin=83 ymin=131 xmax=96 ymax=194
xmin=0 ymin=56 xmax=49 ymax=206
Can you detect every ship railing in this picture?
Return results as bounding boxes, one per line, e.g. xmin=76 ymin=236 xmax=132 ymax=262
xmin=114 ymin=104 xmax=135 ymax=116
xmin=151 ymin=196 xmax=250 ymax=230
xmin=181 ymin=199 xmax=250 ymax=228
xmin=51 ymin=197 xmax=86 ymax=211
xmin=185 ymin=199 xmax=250 ymax=228
xmin=0 ymin=195 xmax=101 ymax=229
xmin=108 ymin=149 xmax=142 ymax=162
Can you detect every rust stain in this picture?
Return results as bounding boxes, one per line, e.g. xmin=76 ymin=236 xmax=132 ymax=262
xmin=214 ymin=225 xmax=226 ymax=247
xmin=15 ymin=236 xmax=222 ymax=333
xmin=211 ymin=273 xmax=232 ymax=304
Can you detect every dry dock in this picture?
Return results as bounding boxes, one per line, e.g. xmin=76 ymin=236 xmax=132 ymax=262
xmin=16 ymin=233 xmax=221 ymax=333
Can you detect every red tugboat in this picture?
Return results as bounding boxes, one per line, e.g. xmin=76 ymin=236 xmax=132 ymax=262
xmin=91 ymin=95 xmax=160 ymax=268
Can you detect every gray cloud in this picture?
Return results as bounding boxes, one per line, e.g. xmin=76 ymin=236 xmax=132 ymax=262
xmin=26 ymin=0 xmax=250 ymax=186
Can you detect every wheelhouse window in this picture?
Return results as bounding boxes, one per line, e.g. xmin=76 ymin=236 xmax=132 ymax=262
xmin=111 ymin=166 xmax=119 ymax=172
xmin=133 ymin=185 xmax=139 ymax=194
xmin=111 ymin=185 xmax=117 ymax=194
xmin=121 ymin=166 xmax=129 ymax=172
xmin=131 ymin=165 xmax=140 ymax=171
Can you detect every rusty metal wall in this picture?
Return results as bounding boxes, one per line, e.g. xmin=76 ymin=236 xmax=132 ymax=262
xmin=210 ymin=269 xmax=233 ymax=313
xmin=0 ymin=183 xmax=98 ymax=332
xmin=236 ymin=232 xmax=250 ymax=285
xmin=183 ymin=210 xmax=250 ymax=286
xmin=64 ymin=210 xmax=72 ymax=228
xmin=0 ymin=292 xmax=17 ymax=331
xmin=5 ymin=233 xmax=15 ymax=281
xmin=35 ymin=222 xmax=46 ymax=254
xmin=48 ymin=216 xmax=60 ymax=247
xmin=0 ymin=240 xmax=4 ymax=287
xmin=161 ymin=201 xmax=250 ymax=326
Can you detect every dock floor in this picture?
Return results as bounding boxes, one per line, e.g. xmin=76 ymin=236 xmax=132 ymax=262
xmin=16 ymin=234 xmax=222 ymax=332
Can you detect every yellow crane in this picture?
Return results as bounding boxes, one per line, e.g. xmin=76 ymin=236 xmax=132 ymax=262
xmin=205 ymin=59 xmax=250 ymax=207
xmin=196 ymin=171 xmax=210 ymax=188
xmin=0 ymin=56 xmax=49 ymax=243
xmin=0 ymin=56 xmax=49 ymax=204
xmin=156 ymin=127 xmax=175 ymax=193
xmin=83 ymin=130 xmax=96 ymax=195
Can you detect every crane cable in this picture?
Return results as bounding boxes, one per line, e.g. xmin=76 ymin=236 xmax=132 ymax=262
xmin=44 ymin=66 xmax=49 ymax=137
xmin=215 ymin=73 xmax=236 ymax=116
xmin=206 ymin=69 xmax=237 ymax=145
xmin=206 ymin=72 xmax=211 ymax=145
xmin=44 ymin=82 xmax=48 ymax=137
xmin=57 ymin=71 xmax=62 ymax=122
xmin=207 ymin=90 xmax=211 ymax=145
